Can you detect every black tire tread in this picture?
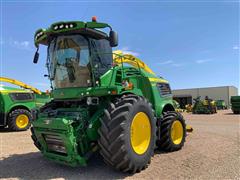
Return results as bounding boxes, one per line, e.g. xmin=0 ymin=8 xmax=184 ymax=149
xmin=98 ymin=94 xmax=156 ymax=173
xmin=8 ymin=109 xmax=32 ymax=131
xmin=157 ymin=111 xmax=186 ymax=152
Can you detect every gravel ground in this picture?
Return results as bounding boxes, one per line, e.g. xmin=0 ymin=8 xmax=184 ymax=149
xmin=0 ymin=109 xmax=239 ymax=180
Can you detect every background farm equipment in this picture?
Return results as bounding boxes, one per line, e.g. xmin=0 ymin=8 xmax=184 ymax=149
xmin=0 ymin=77 xmax=51 ymax=131
xmin=173 ymin=100 xmax=186 ymax=113
xmin=185 ymin=104 xmax=193 ymax=112
xmin=192 ymin=96 xmax=217 ymax=114
xmin=231 ymin=96 xmax=240 ymax=114
xmin=215 ymin=100 xmax=227 ymax=110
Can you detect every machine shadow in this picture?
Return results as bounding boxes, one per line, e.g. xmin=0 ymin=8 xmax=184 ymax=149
xmin=0 ymin=128 xmax=15 ymax=133
xmin=0 ymin=152 xmax=127 ymax=179
xmin=154 ymin=149 xmax=170 ymax=155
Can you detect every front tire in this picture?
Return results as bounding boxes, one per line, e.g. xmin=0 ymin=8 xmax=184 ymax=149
xmin=98 ymin=95 xmax=156 ymax=173
xmin=157 ymin=111 xmax=186 ymax=152
xmin=8 ymin=109 xmax=32 ymax=131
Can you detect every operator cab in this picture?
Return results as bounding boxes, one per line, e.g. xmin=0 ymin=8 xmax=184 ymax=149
xmin=33 ymin=17 xmax=118 ymax=89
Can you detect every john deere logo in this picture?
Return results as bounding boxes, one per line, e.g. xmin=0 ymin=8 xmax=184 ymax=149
xmin=60 ymin=92 xmax=64 ymax=96
xmin=43 ymin=119 xmax=51 ymax=125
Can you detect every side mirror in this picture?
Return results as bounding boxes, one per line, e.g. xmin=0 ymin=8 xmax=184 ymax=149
xmin=109 ymin=30 xmax=118 ymax=47
xmin=33 ymin=49 xmax=39 ymax=64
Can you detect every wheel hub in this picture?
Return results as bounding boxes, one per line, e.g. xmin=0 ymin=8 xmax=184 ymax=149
xmin=171 ymin=120 xmax=183 ymax=145
xmin=130 ymin=112 xmax=151 ymax=155
xmin=16 ymin=114 xmax=29 ymax=128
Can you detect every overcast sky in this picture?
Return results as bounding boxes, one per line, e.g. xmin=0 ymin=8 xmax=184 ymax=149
xmin=0 ymin=1 xmax=239 ymax=92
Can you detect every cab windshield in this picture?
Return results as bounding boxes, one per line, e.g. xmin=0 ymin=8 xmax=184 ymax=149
xmin=48 ymin=34 xmax=112 ymax=89
xmin=49 ymin=35 xmax=91 ymax=88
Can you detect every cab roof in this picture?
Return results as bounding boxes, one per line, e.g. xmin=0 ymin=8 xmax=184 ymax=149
xmin=34 ymin=20 xmax=111 ymax=47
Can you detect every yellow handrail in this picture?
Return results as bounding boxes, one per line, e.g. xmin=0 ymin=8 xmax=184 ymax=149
xmin=0 ymin=77 xmax=41 ymax=95
xmin=113 ymin=50 xmax=155 ymax=75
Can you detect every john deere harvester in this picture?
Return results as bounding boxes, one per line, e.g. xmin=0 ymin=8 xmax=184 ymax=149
xmin=0 ymin=77 xmax=50 ymax=131
xmin=31 ymin=17 xmax=187 ymax=173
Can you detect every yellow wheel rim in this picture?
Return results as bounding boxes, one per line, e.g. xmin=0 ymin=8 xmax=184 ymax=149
xmin=16 ymin=114 xmax=29 ymax=129
xmin=171 ymin=120 xmax=183 ymax=145
xmin=130 ymin=112 xmax=151 ymax=155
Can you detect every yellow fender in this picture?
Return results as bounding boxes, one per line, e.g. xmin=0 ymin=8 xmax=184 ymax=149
xmin=113 ymin=50 xmax=155 ymax=75
xmin=0 ymin=77 xmax=41 ymax=95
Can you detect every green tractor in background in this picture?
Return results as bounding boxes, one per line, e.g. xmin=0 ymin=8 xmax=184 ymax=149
xmin=0 ymin=77 xmax=50 ymax=131
xmin=215 ymin=100 xmax=227 ymax=110
xmin=192 ymin=96 xmax=217 ymax=114
xmin=31 ymin=17 xmax=187 ymax=173
xmin=231 ymin=96 xmax=240 ymax=114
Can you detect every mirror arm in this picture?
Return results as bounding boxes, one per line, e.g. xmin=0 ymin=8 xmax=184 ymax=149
xmin=36 ymin=47 xmax=39 ymax=53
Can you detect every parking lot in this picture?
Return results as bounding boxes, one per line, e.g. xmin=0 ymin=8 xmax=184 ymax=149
xmin=0 ymin=110 xmax=239 ymax=180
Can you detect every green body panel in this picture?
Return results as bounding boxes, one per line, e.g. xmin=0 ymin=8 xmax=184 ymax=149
xmin=34 ymin=92 xmax=52 ymax=108
xmin=231 ymin=96 xmax=240 ymax=113
xmin=0 ymin=86 xmax=51 ymax=126
xmin=32 ymin=117 xmax=86 ymax=166
xmin=32 ymin=20 xmax=175 ymax=166
xmin=51 ymin=66 xmax=173 ymax=116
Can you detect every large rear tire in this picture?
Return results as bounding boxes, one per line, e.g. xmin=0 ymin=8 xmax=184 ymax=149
xmin=157 ymin=111 xmax=186 ymax=152
xmin=98 ymin=95 xmax=156 ymax=173
xmin=8 ymin=109 xmax=31 ymax=131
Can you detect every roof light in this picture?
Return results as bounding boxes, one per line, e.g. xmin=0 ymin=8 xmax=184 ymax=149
xmin=36 ymin=32 xmax=41 ymax=39
xmin=69 ymin=24 xmax=73 ymax=28
xmin=54 ymin=26 xmax=58 ymax=30
xmin=65 ymin=25 xmax=69 ymax=28
xmin=92 ymin=16 xmax=97 ymax=22
xmin=59 ymin=24 xmax=64 ymax=29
